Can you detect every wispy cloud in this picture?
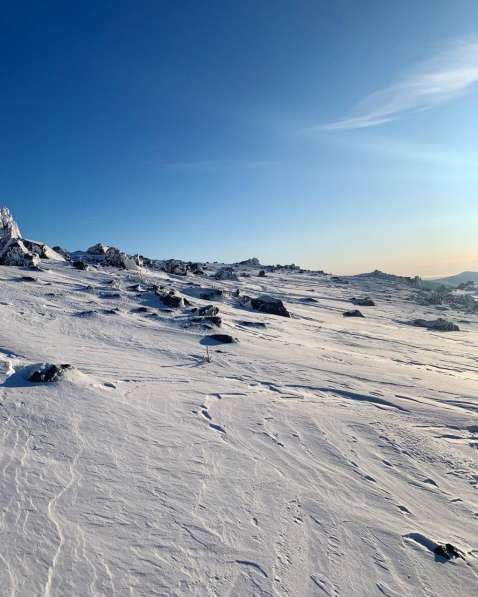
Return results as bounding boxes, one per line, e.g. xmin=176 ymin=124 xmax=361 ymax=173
xmin=323 ymin=39 xmax=478 ymax=130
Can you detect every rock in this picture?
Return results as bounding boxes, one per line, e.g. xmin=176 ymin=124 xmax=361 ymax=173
xmin=351 ymin=297 xmax=375 ymax=307
xmin=215 ymin=267 xmax=239 ymax=281
xmin=434 ymin=543 xmax=465 ymax=560
xmin=192 ymin=305 xmax=220 ymax=317
xmin=72 ymin=260 xmax=88 ymax=270
xmin=190 ymin=316 xmax=222 ymax=327
xmin=0 ymin=238 xmax=40 ymax=267
xmin=331 ymin=276 xmax=349 ymax=284
xmin=0 ymin=206 xmax=21 ymax=241
xmin=238 ymin=320 xmax=267 ymax=328
xmin=204 ymin=334 xmax=237 ymax=344
xmin=131 ymin=306 xmax=149 ymax=313
xmin=126 ymin=283 xmax=146 ymax=292
xmin=411 ymin=318 xmax=460 ymax=332
xmin=22 ymin=240 xmax=64 ymax=261
xmin=87 ymin=243 xmax=110 ymax=255
xmin=29 ymin=363 xmax=72 ymax=383
xmin=52 ymin=246 xmax=71 ymax=260
xmin=242 ymin=295 xmax=291 ymax=318
xmin=19 ymin=275 xmax=38 ymax=282
xmin=0 ymin=208 xmax=39 ymax=267
xmin=302 ymin=297 xmax=318 ymax=303
xmin=156 ymin=289 xmax=184 ymax=308
xmin=343 ymin=309 xmax=365 ymax=318
xmin=104 ymin=247 xmax=141 ymax=270
xmin=258 ymin=270 xmax=266 ymax=277
xmin=236 ymin=257 xmax=260 ymax=267
xmin=190 ymin=262 xmax=204 ymax=275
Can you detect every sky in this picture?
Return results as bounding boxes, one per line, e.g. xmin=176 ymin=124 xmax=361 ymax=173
xmin=1 ymin=0 xmax=477 ymax=276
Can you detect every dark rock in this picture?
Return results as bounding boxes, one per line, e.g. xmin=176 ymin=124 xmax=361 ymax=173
xmin=411 ymin=318 xmax=460 ymax=332
xmin=258 ymin=270 xmax=266 ymax=277
xmin=131 ymin=306 xmax=150 ymax=313
xmin=238 ymin=320 xmax=267 ymax=328
xmin=351 ymin=297 xmax=375 ymax=307
xmin=19 ymin=275 xmax=38 ymax=282
xmin=215 ymin=267 xmax=239 ymax=281
xmin=302 ymin=297 xmax=318 ymax=303
xmin=204 ymin=334 xmax=237 ymax=344
xmin=29 ymin=364 xmax=72 ymax=383
xmin=343 ymin=310 xmax=365 ymax=318
xmin=126 ymin=283 xmax=146 ymax=292
xmin=193 ymin=305 xmax=220 ymax=317
xmin=52 ymin=246 xmax=71 ymax=260
xmin=242 ymin=295 xmax=290 ymax=318
xmin=236 ymin=257 xmax=260 ymax=267
xmin=190 ymin=315 xmax=222 ymax=327
xmin=331 ymin=276 xmax=349 ymax=284
xmin=72 ymin=260 xmax=88 ymax=271
xmin=156 ymin=289 xmax=184 ymax=308
xmin=434 ymin=543 xmax=464 ymax=560
xmin=183 ymin=298 xmax=193 ymax=307
xmin=100 ymin=292 xmax=121 ymax=299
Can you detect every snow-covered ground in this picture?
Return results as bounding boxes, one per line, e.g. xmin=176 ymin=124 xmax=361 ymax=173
xmin=0 ymin=261 xmax=476 ymax=596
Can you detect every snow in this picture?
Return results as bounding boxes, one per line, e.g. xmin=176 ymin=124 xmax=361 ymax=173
xmin=0 ymin=262 xmax=477 ymax=596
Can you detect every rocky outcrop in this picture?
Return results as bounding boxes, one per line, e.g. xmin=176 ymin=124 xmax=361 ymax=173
xmin=104 ymin=247 xmax=142 ymax=270
xmin=236 ymin=257 xmax=260 ymax=267
xmin=87 ymin=243 xmax=110 ymax=255
xmin=0 ymin=208 xmax=39 ymax=266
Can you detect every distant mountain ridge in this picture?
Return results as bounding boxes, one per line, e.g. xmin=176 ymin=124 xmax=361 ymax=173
xmin=431 ymin=271 xmax=478 ymax=286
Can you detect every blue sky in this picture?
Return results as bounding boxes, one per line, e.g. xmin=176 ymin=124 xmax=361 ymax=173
xmin=1 ymin=1 xmax=477 ymax=276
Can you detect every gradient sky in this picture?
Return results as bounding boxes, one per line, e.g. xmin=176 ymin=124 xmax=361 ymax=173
xmin=1 ymin=1 xmax=477 ymax=276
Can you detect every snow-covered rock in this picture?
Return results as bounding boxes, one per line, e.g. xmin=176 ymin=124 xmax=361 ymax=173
xmin=215 ymin=267 xmax=239 ymax=281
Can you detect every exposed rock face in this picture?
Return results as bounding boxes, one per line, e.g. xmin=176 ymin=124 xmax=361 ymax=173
xmin=241 ymin=294 xmax=291 ymax=318
xmin=0 ymin=239 xmax=40 ymax=267
xmin=53 ymin=246 xmax=71 ymax=260
xmin=215 ymin=267 xmax=239 ymax=281
xmin=23 ymin=240 xmax=65 ymax=260
xmin=0 ymin=207 xmax=21 ymax=240
xmin=87 ymin=243 xmax=110 ymax=255
xmin=192 ymin=305 xmax=219 ymax=317
xmin=104 ymin=247 xmax=141 ymax=270
xmin=411 ymin=318 xmax=460 ymax=332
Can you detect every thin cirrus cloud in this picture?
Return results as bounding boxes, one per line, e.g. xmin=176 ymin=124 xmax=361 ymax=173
xmin=323 ymin=39 xmax=478 ymax=130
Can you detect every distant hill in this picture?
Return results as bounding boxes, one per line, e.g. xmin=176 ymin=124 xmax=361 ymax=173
xmin=431 ymin=271 xmax=478 ymax=287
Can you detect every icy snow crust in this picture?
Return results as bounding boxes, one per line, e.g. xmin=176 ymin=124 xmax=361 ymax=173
xmin=0 ymin=261 xmax=477 ymax=596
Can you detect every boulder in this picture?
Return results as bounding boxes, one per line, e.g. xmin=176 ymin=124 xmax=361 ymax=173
xmin=242 ymin=294 xmax=290 ymax=318
xmin=72 ymin=260 xmax=88 ymax=271
xmin=351 ymin=297 xmax=375 ymax=307
xmin=204 ymin=334 xmax=237 ymax=344
xmin=190 ymin=316 xmax=222 ymax=327
xmin=22 ymin=240 xmax=65 ymax=261
xmin=258 ymin=270 xmax=266 ymax=277
xmin=29 ymin=363 xmax=72 ymax=383
xmin=215 ymin=267 xmax=239 ymax=281
xmin=192 ymin=305 xmax=219 ymax=317
xmin=343 ymin=310 xmax=364 ymax=318
xmin=156 ymin=289 xmax=184 ymax=308
xmin=411 ymin=318 xmax=460 ymax=332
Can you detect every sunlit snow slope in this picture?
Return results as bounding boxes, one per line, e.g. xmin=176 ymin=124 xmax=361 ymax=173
xmin=0 ymin=262 xmax=477 ymax=596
